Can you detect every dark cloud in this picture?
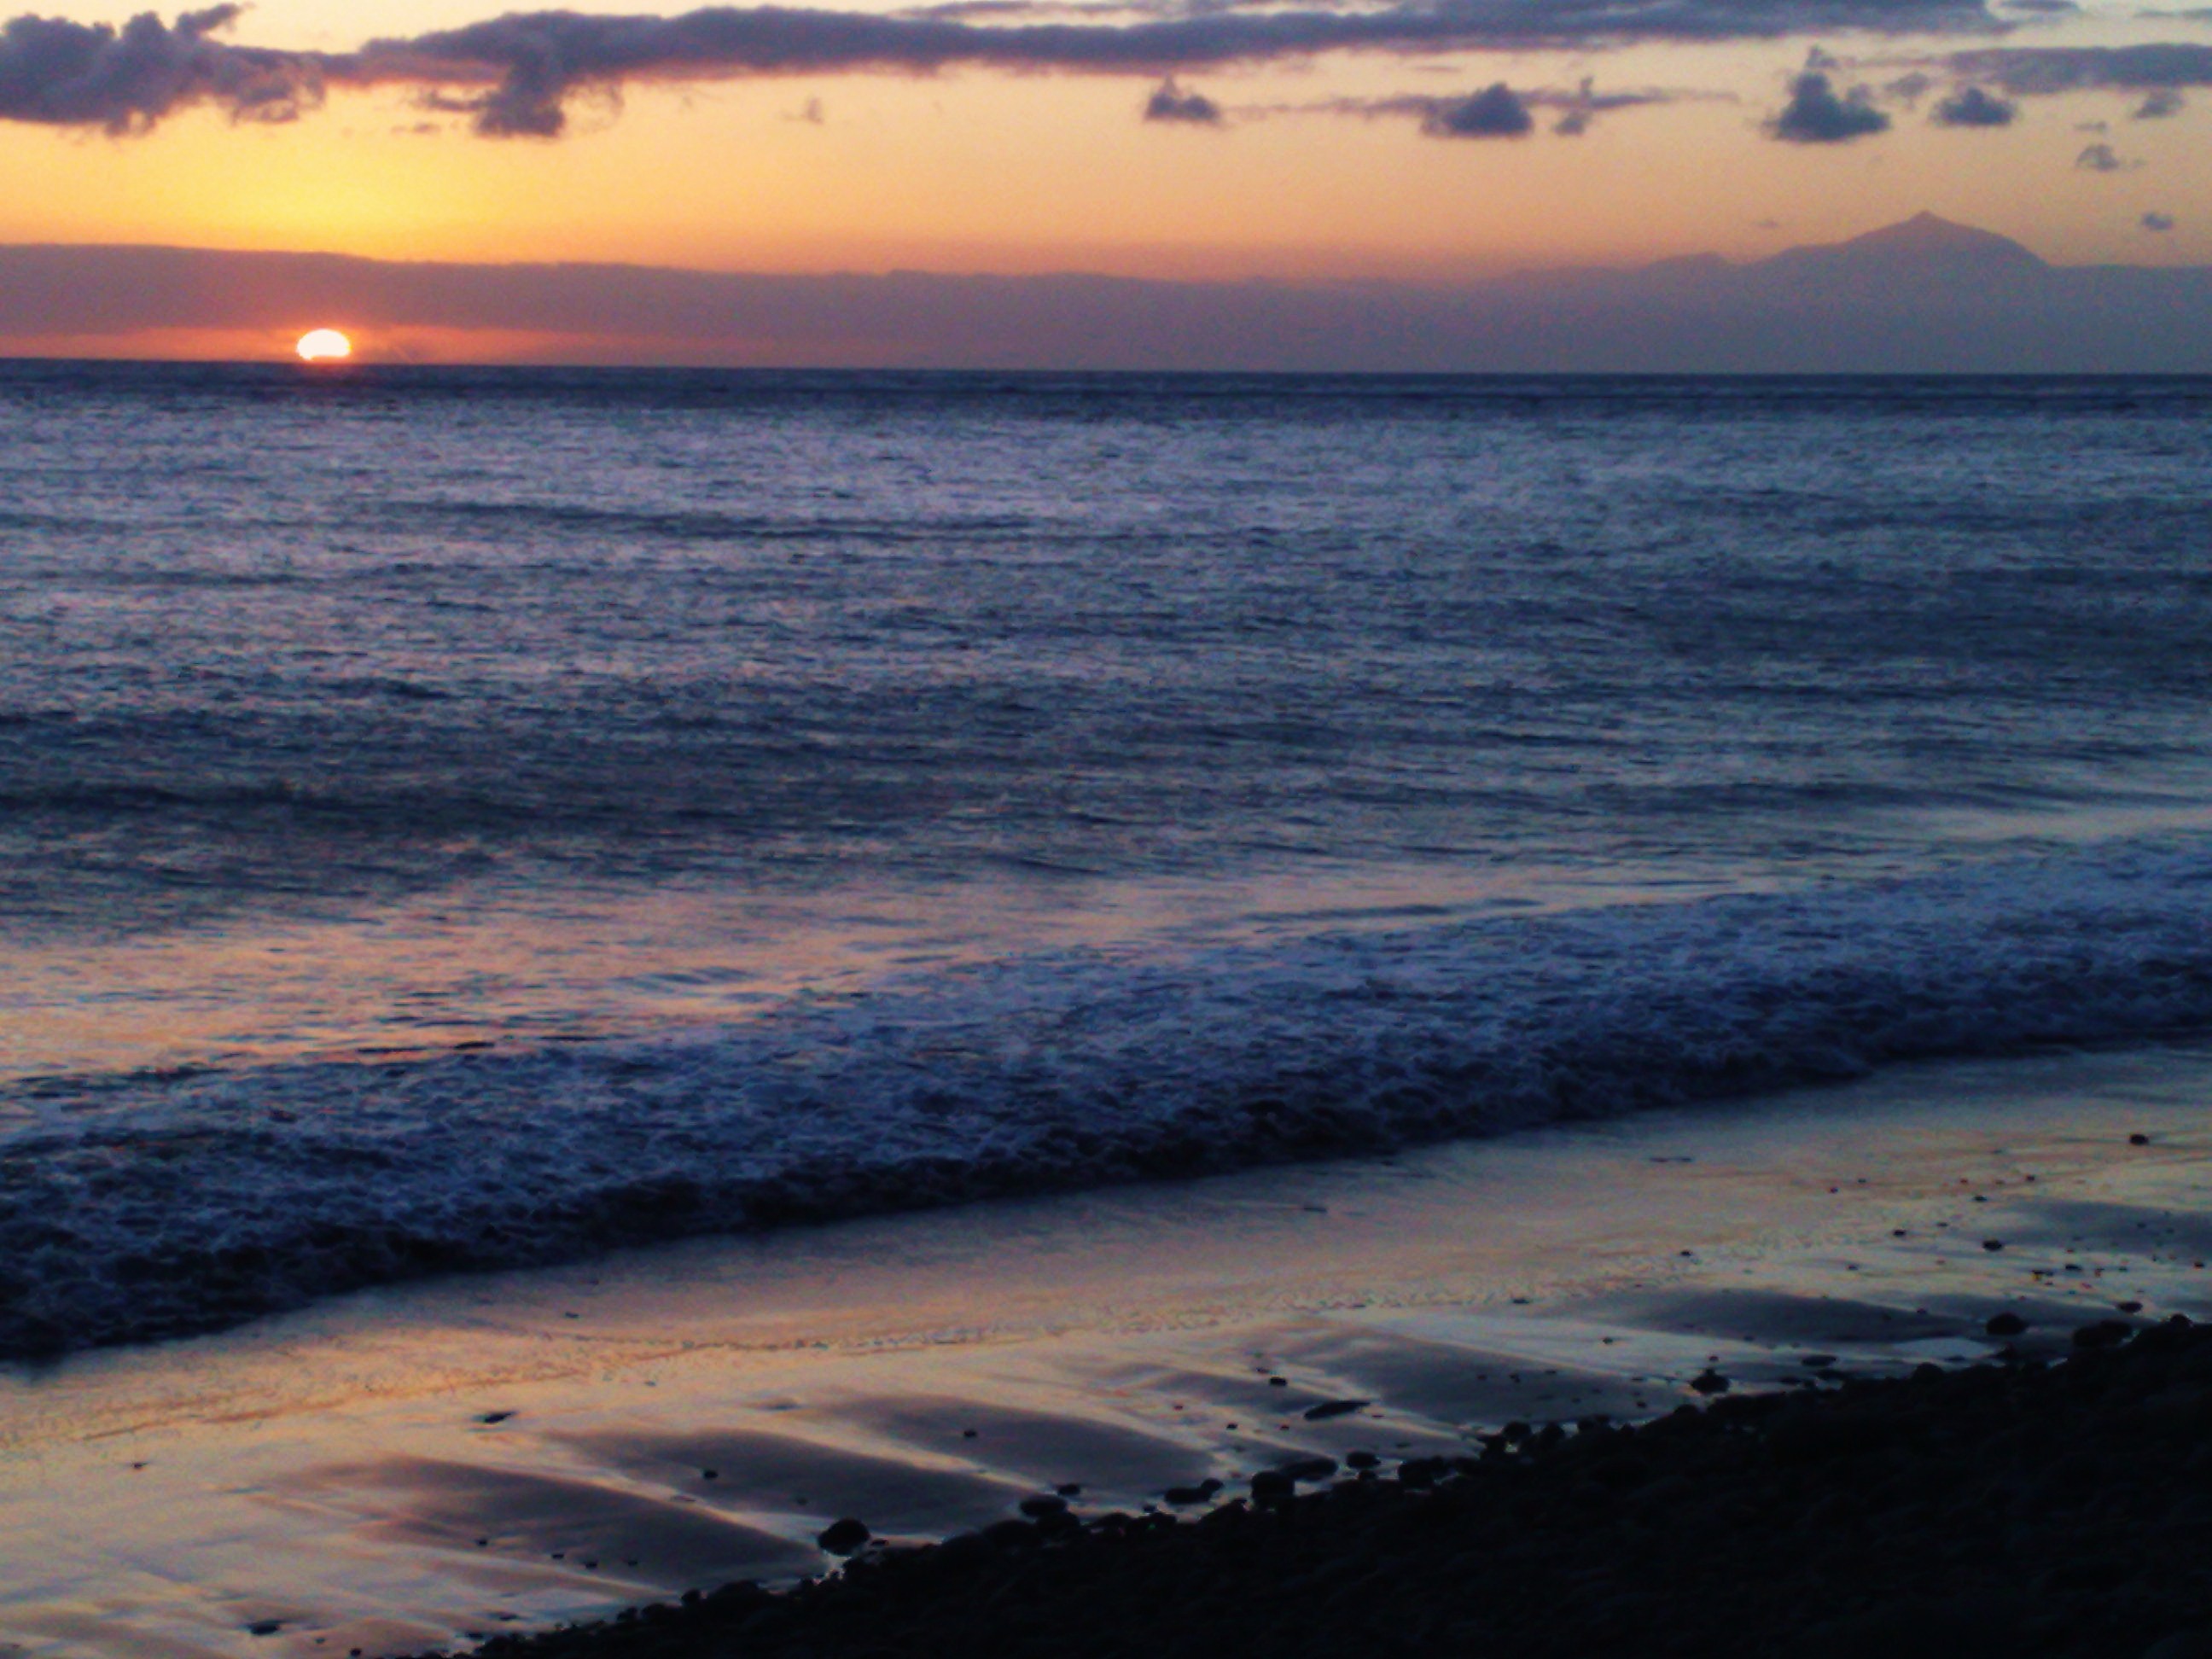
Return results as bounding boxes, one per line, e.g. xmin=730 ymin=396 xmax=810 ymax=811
xmin=2075 ymin=139 xmax=2136 ymax=167
xmin=1768 ymin=70 xmax=1891 ymax=139
xmin=1550 ymin=75 xmax=1678 ymax=133
xmin=1291 ymin=79 xmax=1691 ymax=136
xmin=2133 ymin=84 xmax=2186 ymax=114
xmin=1933 ymin=82 xmax=2015 ymax=120
xmin=0 ymin=0 xmax=2009 ymax=138
xmin=1944 ymin=42 xmax=2212 ymax=96
xmin=383 ymin=3 xmax=1984 ymax=140
xmin=1144 ymin=74 xmax=1220 ymax=122
xmin=2142 ymin=209 xmax=2177 ymax=230
xmin=0 ymin=5 xmax=321 ymax=131
xmin=1421 ymin=80 xmax=1532 ymax=136
xmin=900 ymin=0 xmax=1101 ymax=16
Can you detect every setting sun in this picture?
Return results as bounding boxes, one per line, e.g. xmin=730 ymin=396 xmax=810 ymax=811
xmin=295 ymin=328 xmax=352 ymax=363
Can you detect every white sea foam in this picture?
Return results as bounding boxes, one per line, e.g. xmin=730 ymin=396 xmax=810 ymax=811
xmin=4 ymin=834 xmax=2211 ymax=1358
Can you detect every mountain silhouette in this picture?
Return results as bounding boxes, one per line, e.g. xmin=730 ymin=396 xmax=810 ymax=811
xmin=1758 ymin=211 xmax=2047 ymax=276
xmin=0 ymin=216 xmax=2205 ymax=370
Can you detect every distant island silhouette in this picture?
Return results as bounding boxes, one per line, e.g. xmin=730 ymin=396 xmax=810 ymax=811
xmin=1 ymin=216 xmax=2203 ymax=371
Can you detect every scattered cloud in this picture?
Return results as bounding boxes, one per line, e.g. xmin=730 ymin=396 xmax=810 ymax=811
xmin=1768 ymin=70 xmax=1891 ymax=141
xmin=2075 ymin=139 xmax=2138 ymax=167
xmin=1268 ymin=79 xmax=1700 ymax=137
xmin=2142 ymin=209 xmax=2177 ymax=229
xmin=0 ymin=0 xmax=2014 ymax=139
xmin=1933 ymin=83 xmax=2016 ymax=121
xmin=1421 ymin=80 xmax=1533 ymax=136
xmin=1943 ymin=42 xmax=2212 ymax=96
xmin=1545 ymin=76 xmax=1690 ymax=135
xmin=1144 ymin=75 xmax=1221 ymax=123
xmin=2133 ymin=85 xmax=2186 ymax=114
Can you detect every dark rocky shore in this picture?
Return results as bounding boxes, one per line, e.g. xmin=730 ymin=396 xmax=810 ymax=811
xmin=415 ymin=1318 xmax=2212 ymax=1659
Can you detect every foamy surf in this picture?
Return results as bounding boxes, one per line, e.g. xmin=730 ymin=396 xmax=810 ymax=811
xmin=4 ymin=832 xmax=2211 ymax=1359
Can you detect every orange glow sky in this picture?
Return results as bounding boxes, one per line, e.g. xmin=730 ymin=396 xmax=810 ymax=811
xmin=0 ymin=0 xmax=2203 ymax=358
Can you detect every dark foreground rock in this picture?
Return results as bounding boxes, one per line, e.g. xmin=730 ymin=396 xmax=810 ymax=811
xmin=414 ymin=1318 xmax=2212 ymax=1659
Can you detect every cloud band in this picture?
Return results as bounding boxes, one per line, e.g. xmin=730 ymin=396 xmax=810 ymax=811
xmin=1 ymin=0 xmax=2006 ymax=137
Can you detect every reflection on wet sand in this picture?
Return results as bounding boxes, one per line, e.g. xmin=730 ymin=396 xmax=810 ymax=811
xmin=0 ymin=1045 xmax=2206 ymax=1657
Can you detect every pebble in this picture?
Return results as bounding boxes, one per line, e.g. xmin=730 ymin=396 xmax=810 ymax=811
xmin=1302 ymin=1400 xmax=1370 ymax=1422
xmin=1163 ymin=1480 xmax=1224 ymax=1505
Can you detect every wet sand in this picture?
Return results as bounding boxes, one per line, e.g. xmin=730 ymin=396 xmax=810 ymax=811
xmin=427 ymin=1314 xmax=2212 ymax=1659
xmin=2 ymin=1043 xmax=2208 ymax=1657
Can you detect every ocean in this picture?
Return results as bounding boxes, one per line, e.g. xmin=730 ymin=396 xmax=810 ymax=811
xmin=4 ymin=363 xmax=2211 ymax=1359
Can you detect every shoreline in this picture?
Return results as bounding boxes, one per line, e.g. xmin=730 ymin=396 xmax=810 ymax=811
xmin=3 ymin=1043 xmax=2208 ymax=1656
xmin=410 ymin=1314 xmax=2212 ymax=1659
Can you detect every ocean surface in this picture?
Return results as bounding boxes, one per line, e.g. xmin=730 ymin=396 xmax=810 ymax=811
xmin=3 ymin=363 xmax=2210 ymax=1359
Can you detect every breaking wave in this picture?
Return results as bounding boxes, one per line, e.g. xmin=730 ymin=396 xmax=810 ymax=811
xmin=4 ymin=833 xmax=2211 ymax=1359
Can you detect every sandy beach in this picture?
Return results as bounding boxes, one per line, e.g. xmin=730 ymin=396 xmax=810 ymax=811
xmin=3 ymin=1041 xmax=2207 ymax=1658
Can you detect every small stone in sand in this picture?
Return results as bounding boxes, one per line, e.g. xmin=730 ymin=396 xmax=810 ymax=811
xmin=1303 ymin=1400 xmax=1371 ymax=1422
xmin=1164 ymin=1480 xmax=1222 ymax=1505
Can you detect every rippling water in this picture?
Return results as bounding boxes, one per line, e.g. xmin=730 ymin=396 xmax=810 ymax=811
xmin=3 ymin=364 xmax=2210 ymax=1353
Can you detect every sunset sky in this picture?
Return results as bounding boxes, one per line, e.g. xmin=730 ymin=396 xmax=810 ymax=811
xmin=0 ymin=0 xmax=2205 ymax=358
